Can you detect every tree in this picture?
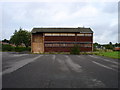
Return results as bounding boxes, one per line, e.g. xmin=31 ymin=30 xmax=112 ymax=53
xmin=93 ymin=42 xmax=101 ymax=48
xmin=109 ymin=42 xmax=112 ymax=45
xmin=93 ymin=42 xmax=99 ymax=48
xmin=115 ymin=43 xmax=118 ymax=47
xmin=115 ymin=43 xmax=120 ymax=47
xmin=105 ymin=42 xmax=113 ymax=50
xmin=10 ymin=28 xmax=31 ymax=47
xmin=2 ymin=39 xmax=10 ymax=43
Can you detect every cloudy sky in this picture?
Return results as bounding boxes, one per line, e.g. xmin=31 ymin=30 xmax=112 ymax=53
xmin=0 ymin=0 xmax=119 ymax=44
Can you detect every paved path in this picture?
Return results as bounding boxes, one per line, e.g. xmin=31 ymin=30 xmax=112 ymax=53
xmin=2 ymin=52 xmax=119 ymax=88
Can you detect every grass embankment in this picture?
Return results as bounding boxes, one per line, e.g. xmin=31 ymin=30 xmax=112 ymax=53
xmin=94 ymin=51 xmax=120 ymax=59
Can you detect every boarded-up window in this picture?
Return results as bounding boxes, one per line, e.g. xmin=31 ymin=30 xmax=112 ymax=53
xmin=45 ymin=33 xmax=76 ymax=36
xmin=68 ymin=44 xmax=74 ymax=47
xmin=45 ymin=44 xmax=53 ymax=47
xmin=84 ymin=44 xmax=92 ymax=47
xmin=77 ymin=34 xmax=84 ymax=36
xmin=67 ymin=33 xmax=75 ymax=36
xmin=45 ymin=33 xmax=52 ymax=36
xmin=62 ymin=44 xmax=66 ymax=47
xmin=52 ymin=33 xmax=60 ymax=36
xmin=84 ymin=34 xmax=92 ymax=36
xmin=79 ymin=44 xmax=84 ymax=47
xmin=60 ymin=33 xmax=68 ymax=36
xmin=45 ymin=43 xmax=75 ymax=47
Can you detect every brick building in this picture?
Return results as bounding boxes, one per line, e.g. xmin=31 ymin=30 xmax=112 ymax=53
xmin=31 ymin=27 xmax=93 ymax=53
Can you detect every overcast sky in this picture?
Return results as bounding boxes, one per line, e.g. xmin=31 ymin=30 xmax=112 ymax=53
xmin=0 ymin=0 xmax=119 ymax=44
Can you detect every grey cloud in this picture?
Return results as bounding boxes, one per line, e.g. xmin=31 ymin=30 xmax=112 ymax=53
xmin=101 ymin=2 xmax=118 ymax=13
xmin=1 ymin=2 xmax=118 ymax=44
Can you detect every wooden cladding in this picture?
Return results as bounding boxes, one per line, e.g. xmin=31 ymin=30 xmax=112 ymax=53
xmin=44 ymin=36 xmax=92 ymax=42
xmin=44 ymin=43 xmax=92 ymax=47
xmin=44 ymin=33 xmax=92 ymax=36
xmin=45 ymin=47 xmax=92 ymax=52
xmin=44 ymin=33 xmax=75 ymax=36
xmin=31 ymin=32 xmax=93 ymax=53
xmin=77 ymin=33 xmax=92 ymax=36
xmin=45 ymin=36 xmax=75 ymax=41
xmin=77 ymin=36 xmax=92 ymax=42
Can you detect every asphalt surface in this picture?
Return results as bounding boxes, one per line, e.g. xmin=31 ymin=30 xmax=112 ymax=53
xmin=1 ymin=52 xmax=119 ymax=88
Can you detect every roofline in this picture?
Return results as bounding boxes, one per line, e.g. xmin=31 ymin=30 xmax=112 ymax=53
xmin=32 ymin=27 xmax=91 ymax=29
xmin=32 ymin=32 xmax=93 ymax=33
xmin=31 ymin=27 xmax=93 ymax=33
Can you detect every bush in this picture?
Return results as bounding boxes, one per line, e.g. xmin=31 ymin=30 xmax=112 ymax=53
xmin=70 ymin=45 xmax=80 ymax=55
xmin=2 ymin=44 xmax=31 ymax=52
xmin=104 ymin=49 xmax=107 ymax=52
xmin=2 ymin=44 xmax=14 ymax=51
xmin=14 ymin=47 xmax=31 ymax=52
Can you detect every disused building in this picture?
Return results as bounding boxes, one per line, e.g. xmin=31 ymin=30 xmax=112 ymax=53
xmin=31 ymin=27 xmax=93 ymax=53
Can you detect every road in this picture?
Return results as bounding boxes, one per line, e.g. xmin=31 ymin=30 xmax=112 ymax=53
xmin=2 ymin=52 xmax=119 ymax=88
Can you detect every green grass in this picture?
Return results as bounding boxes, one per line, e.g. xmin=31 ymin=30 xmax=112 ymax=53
xmin=95 ymin=51 xmax=120 ymax=59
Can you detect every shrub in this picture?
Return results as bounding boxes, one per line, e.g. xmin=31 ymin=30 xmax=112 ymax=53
xmin=2 ymin=44 xmax=14 ymax=51
xmin=14 ymin=47 xmax=31 ymax=52
xmin=70 ymin=45 xmax=80 ymax=55
xmin=2 ymin=44 xmax=31 ymax=52
xmin=104 ymin=49 xmax=107 ymax=52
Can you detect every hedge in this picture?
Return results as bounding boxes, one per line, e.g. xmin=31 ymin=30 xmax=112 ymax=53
xmin=2 ymin=44 xmax=31 ymax=52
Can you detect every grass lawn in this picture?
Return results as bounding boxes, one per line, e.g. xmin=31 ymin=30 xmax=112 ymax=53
xmin=95 ymin=51 xmax=120 ymax=59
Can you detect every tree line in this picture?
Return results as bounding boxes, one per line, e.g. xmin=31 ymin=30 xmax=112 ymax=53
xmin=93 ymin=42 xmax=120 ymax=50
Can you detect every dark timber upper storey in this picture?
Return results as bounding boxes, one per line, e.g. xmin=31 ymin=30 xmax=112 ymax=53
xmin=31 ymin=27 xmax=93 ymax=53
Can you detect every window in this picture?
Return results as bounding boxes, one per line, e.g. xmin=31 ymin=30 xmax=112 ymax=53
xmin=62 ymin=44 xmax=66 ymax=47
xmin=45 ymin=33 xmax=76 ymax=36
xmin=60 ymin=33 xmax=68 ymax=36
xmin=79 ymin=44 xmax=84 ymax=47
xmin=77 ymin=34 xmax=84 ymax=36
xmin=84 ymin=34 xmax=92 ymax=36
xmin=55 ymin=44 xmax=59 ymax=47
xmin=45 ymin=44 xmax=53 ymax=47
xmin=84 ymin=44 xmax=92 ymax=47
xmin=67 ymin=33 xmax=75 ymax=36
xmin=52 ymin=33 xmax=60 ymax=36
xmin=45 ymin=33 xmax=52 ymax=36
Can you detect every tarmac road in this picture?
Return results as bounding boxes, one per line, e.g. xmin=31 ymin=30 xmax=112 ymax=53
xmin=1 ymin=52 xmax=119 ymax=88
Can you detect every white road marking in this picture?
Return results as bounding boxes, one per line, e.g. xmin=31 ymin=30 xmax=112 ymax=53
xmin=89 ymin=55 xmax=118 ymax=65
xmin=12 ymin=54 xmax=28 ymax=57
xmin=77 ymin=55 xmax=85 ymax=59
xmin=110 ymin=64 xmax=118 ymax=68
xmin=89 ymin=55 xmax=100 ymax=59
xmin=52 ymin=55 xmax=56 ymax=64
xmin=57 ymin=58 xmax=70 ymax=72
xmin=92 ymin=61 xmax=117 ymax=72
xmin=103 ymin=59 xmax=118 ymax=65
xmin=1 ymin=55 xmax=43 ymax=75
xmin=65 ymin=55 xmax=82 ymax=72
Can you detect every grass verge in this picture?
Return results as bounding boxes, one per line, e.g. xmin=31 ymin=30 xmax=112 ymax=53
xmin=94 ymin=51 xmax=120 ymax=59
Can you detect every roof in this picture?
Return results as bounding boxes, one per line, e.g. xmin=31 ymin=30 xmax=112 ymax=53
xmin=31 ymin=27 xmax=93 ymax=33
xmin=114 ymin=47 xmax=120 ymax=51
